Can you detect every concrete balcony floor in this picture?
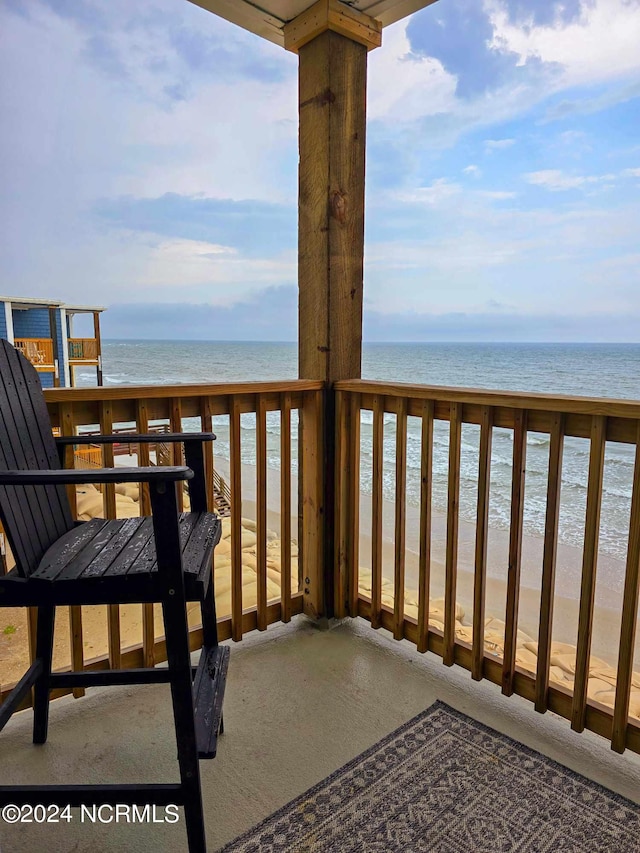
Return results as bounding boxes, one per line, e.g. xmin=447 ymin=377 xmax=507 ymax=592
xmin=2 ymin=617 xmax=639 ymax=853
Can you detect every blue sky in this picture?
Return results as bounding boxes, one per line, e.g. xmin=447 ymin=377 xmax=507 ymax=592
xmin=1 ymin=0 xmax=639 ymax=341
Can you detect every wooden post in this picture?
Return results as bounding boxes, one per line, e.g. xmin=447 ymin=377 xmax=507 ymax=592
xmin=93 ymin=311 xmax=103 ymax=386
xmin=289 ymin=2 xmax=380 ymax=619
xmin=48 ymin=307 xmax=60 ymax=388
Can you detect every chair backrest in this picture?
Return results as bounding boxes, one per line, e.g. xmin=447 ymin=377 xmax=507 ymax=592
xmin=0 ymin=340 xmax=74 ymax=577
xmin=25 ymin=341 xmax=42 ymax=363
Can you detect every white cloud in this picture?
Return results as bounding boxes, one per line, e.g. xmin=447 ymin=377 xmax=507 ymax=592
xmin=489 ymin=0 xmax=640 ymax=88
xmin=478 ymin=190 xmax=517 ymax=200
xmin=395 ymin=179 xmax=461 ymax=205
xmin=463 ymin=164 xmax=482 ymax=177
xmin=141 ymin=236 xmax=295 ymax=301
xmin=524 ymin=168 xmax=636 ymax=191
xmin=368 ymin=20 xmax=457 ymax=122
xmin=484 ymin=138 xmax=516 ymax=151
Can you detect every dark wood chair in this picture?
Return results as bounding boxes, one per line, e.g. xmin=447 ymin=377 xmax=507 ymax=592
xmin=0 ymin=340 xmax=229 ymax=853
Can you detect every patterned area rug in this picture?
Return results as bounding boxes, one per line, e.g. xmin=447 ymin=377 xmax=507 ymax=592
xmin=219 ymin=701 xmax=640 ymax=852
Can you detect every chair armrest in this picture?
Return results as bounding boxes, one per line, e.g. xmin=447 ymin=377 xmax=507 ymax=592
xmin=0 ymin=467 xmax=193 ymax=486
xmin=55 ymin=433 xmax=216 ymax=445
xmin=55 ymin=433 xmax=213 ymax=512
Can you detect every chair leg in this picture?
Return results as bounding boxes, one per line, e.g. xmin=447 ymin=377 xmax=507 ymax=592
xmin=162 ymin=595 xmax=206 ymax=853
xmin=200 ymin=570 xmax=219 ymax=649
xmin=33 ymin=604 xmax=55 ymax=745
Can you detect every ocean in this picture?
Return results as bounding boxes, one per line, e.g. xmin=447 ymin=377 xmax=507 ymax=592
xmin=75 ymin=341 xmax=640 ymax=582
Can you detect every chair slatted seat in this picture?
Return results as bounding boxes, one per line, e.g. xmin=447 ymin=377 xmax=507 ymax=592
xmin=0 ymin=339 xmax=229 ymax=853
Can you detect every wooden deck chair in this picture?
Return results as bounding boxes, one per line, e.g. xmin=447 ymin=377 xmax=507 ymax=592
xmin=24 ymin=340 xmax=45 ymax=364
xmin=0 ymin=340 xmax=229 ymax=853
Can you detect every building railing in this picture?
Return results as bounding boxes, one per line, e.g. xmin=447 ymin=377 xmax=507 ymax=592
xmin=14 ymin=337 xmax=54 ymax=368
xmin=2 ymin=377 xmax=639 ymax=756
xmin=68 ymin=337 xmax=99 ymax=361
xmin=0 ymin=380 xmax=323 ymax=709
xmin=333 ymin=380 xmax=640 ymax=755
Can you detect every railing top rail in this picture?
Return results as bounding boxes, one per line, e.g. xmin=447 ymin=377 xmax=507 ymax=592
xmin=43 ymin=378 xmax=324 ymax=403
xmin=335 ymin=379 xmax=640 ymax=420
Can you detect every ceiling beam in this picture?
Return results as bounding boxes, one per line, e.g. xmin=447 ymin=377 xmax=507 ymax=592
xmin=284 ymin=0 xmax=382 ymax=54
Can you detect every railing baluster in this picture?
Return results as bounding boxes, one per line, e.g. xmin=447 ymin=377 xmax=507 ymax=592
xmin=571 ymin=415 xmax=607 ymax=732
xmin=334 ymin=391 xmax=360 ymax=618
xmin=612 ymin=422 xmax=640 ymax=752
xmin=170 ymin=397 xmax=184 ymax=513
xmin=60 ymin=401 xmax=84 ymax=696
xmin=334 ymin=390 xmax=347 ymax=617
xmin=444 ymin=402 xmax=462 ymax=666
xmin=200 ymin=397 xmax=215 ymax=512
xmin=59 ymin=402 xmax=78 ymax=518
xmin=99 ymin=400 xmax=121 ymax=670
xmin=472 ymin=405 xmax=493 ymax=681
xmin=300 ymin=390 xmax=324 ymax=619
xmin=347 ymin=394 xmax=361 ymax=618
xmin=136 ymin=399 xmax=155 ymax=669
xmin=256 ymin=394 xmax=268 ymax=631
xmin=393 ymin=399 xmax=407 ymax=640
xmin=503 ymin=409 xmax=528 ymax=696
xmin=280 ymin=392 xmax=292 ymax=623
xmin=535 ymin=413 xmax=564 ymax=712
xmin=371 ymin=395 xmax=384 ymax=629
xmin=230 ymin=397 xmax=243 ymax=642
xmin=417 ymin=399 xmax=434 ymax=654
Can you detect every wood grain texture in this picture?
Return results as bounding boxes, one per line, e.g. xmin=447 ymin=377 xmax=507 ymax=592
xmin=200 ymin=397 xmax=215 ymax=512
xmin=256 ymin=395 xmax=268 ymax=631
xmin=45 ymin=380 xmax=323 ymax=404
xmin=471 ymin=406 xmax=492 ymax=681
xmin=444 ymin=402 xmax=462 ymax=667
xmin=300 ymin=390 xmax=324 ymax=619
xmin=170 ymin=398 xmax=184 ymax=513
xmin=502 ymin=409 xmax=528 ymax=696
xmin=230 ymin=399 xmax=243 ymax=642
xmin=370 ymin=395 xmax=384 ymax=629
xmin=611 ymin=423 xmax=640 ymax=752
xmin=284 ymin=0 xmax=381 ymax=53
xmin=393 ymin=399 xmax=407 ymax=640
xmin=298 ymin=30 xmax=366 ymax=383
xmin=347 ymin=393 xmax=361 ymax=617
xmin=416 ymin=400 xmax=434 ymax=654
xmin=571 ymin=415 xmax=606 ymax=732
xmin=280 ymin=393 xmax=292 ymax=623
xmin=335 ymin=379 xmax=640 ymax=421
xmin=334 ymin=390 xmax=348 ymax=618
xmin=135 ymin=399 xmax=154 ymax=667
xmin=98 ymin=400 xmax=120 ymax=669
xmin=535 ymin=413 xmax=564 ymax=712
xmin=333 ymin=392 xmax=360 ymax=619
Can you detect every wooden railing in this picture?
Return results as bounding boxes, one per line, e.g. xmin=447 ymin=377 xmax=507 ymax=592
xmin=334 ymin=380 xmax=640 ymax=755
xmin=0 ymin=380 xmax=323 ymax=710
xmin=68 ymin=338 xmax=99 ymax=361
xmin=3 ymin=376 xmax=640 ymax=756
xmin=14 ymin=337 xmax=54 ymax=368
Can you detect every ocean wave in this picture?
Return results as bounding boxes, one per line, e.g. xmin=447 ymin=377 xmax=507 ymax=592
xmin=527 ymin=434 xmax=550 ymax=447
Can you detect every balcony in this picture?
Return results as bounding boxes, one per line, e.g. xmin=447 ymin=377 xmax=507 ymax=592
xmin=13 ymin=337 xmax=55 ymax=372
xmin=68 ymin=337 xmax=100 ymax=364
xmin=2 ymin=617 xmax=639 ymax=851
xmin=1 ymin=375 xmax=639 ymax=850
xmin=0 ymin=378 xmax=638 ymax=745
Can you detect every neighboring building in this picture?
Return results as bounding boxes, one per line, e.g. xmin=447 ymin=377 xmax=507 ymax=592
xmin=0 ymin=296 xmax=105 ymax=388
